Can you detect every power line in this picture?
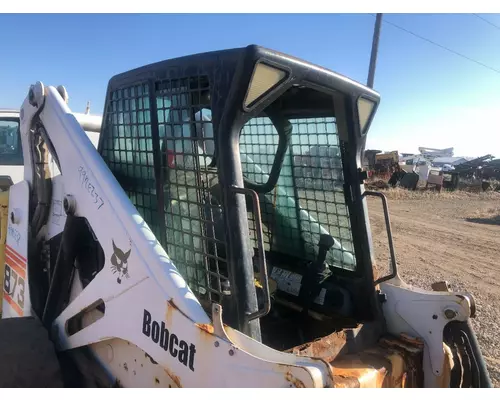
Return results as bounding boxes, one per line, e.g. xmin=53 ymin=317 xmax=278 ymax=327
xmin=370 ymin=14 xmax=500 ymax=75
xmin=473 ymin=13 xmax=500 ymax=31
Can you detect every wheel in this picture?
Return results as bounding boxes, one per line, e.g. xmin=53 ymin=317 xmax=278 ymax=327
xmin=0 ymin=317 xmax=64 ymax=387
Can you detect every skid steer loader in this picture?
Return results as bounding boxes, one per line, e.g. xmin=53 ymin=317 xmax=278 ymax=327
xmin=0 ymin=45 xmax=492 ymax=388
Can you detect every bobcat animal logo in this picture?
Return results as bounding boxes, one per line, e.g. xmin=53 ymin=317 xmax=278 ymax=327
xmin=110 ymin=240 xmax=131 ymax=284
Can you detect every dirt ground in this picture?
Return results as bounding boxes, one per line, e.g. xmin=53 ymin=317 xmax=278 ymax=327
xmin=367 ymin=189 xmax=500 ymax=387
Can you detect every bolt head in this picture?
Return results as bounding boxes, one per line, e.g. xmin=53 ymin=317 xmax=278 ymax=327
xmin=10 ymin=209 xmax=21 ymax=224
xmin=444 ymin=309 xmax=457 ymax=320
xmin=64 ymin=195 xmax=76 ymax=215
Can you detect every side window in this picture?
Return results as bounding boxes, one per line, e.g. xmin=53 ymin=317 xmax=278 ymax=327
xmin=0 ymin=119 xmax=23 ymax=165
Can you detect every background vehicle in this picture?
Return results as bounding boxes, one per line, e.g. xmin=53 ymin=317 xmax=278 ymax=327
xmin=0 ymin=110 xmax=23 ymax=189
xmin=0 ymin=108 xmax=100 ymax=186
xmin=0 ymin=45 xmax=491 ymax=388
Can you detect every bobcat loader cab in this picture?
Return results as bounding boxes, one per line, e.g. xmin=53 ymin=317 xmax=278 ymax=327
xmin=0 ymin=45 xmax=491 ymax=388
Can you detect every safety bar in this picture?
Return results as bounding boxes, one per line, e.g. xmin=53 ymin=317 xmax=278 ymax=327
xmin=230 ymin=186 xmax=271 ymax=320
xmin=362 ymin=190 xmax=398 ymax=285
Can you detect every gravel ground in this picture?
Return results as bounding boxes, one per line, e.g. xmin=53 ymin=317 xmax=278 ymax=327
xmin=367 ymin=190 xmax=500 ymax=387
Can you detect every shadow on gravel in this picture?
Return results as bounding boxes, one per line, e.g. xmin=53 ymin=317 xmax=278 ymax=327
xmin=466 ymin=215 xmax=500 ymax=226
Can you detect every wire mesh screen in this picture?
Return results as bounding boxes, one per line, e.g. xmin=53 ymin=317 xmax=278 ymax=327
xmin=156 ymin=76 xmax=228 ymax=305
xmin=101 ymin=77 xmax=228 ymax=307
xmin=100 ymin=83 xmax=163 ymax=241
xmin=240 ymin=116 xmax=357 ymax=271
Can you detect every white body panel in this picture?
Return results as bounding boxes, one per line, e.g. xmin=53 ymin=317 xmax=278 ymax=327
xmin=380 ymin=277 xmax=471 ymax=388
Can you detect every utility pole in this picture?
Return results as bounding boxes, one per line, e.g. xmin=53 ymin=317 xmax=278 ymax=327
xmin=367 ymin=13 xmax=383 ymax=89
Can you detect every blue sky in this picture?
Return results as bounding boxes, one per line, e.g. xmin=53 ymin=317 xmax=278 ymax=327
xmin=0 ymin=13 xmax=499 ymax=157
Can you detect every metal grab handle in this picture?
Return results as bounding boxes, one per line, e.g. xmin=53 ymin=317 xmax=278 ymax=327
xmin=230 ymin=186 xmax=271 ymax=320
xmin=362 ymin=190 xmax=398 ymax=285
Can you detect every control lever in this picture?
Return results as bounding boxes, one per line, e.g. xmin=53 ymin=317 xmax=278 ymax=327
xmin=315 ymin=234 xmax=335 ymax=271
xmin=299 ymin=234 xmax=335 ymax=315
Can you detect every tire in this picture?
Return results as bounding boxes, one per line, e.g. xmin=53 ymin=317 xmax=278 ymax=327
xmin=0 ymin=317 xmax=64 ymax=388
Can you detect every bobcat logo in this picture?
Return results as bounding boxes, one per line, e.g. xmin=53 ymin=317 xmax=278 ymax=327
xmin=110 ymin=240 xmax=131 ymax=284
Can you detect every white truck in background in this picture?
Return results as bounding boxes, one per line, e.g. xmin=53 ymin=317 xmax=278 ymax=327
xmin=0 ymin=107 xmax=101 ymax=189
xmin=0 ymin=109 xmax=23 ymax=188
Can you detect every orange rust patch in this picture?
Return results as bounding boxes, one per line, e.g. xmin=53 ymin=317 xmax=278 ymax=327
xmin=331 ymin=360 xmax=387 ymax=388
xmin=196 ymin=323 xmax=215 ymax=335
xmin=287 ymin=330 xmax=347 ymax=363
xmin=166 ymin=300 xmax=173 ymax=326
xmin=332 ymin=376 xmax=361 ymax=388
xmin=167 ymin=299 xmax=191 ymax=320
xmin=341 ymin=335 xmax=425 ymax=388
xmin=285 ymin=371 xmax=306 ymax=388
xmin=379 ymin=336 xmax=424 ymax=360
xmin=398 ymin=333 xmax=424 ymax=348
xmin=164 ymin=367 xmax=182 ymax=388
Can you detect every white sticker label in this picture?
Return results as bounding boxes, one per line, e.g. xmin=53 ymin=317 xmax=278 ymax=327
xmin=271 ymin=267 xmax=302 ymax=296
xmin=270 ymin=267 xmax=327 ymax=306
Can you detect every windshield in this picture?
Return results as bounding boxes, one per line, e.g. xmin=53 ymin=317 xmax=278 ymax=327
xmin=0 ymin=118 xmax=23 ymax=165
